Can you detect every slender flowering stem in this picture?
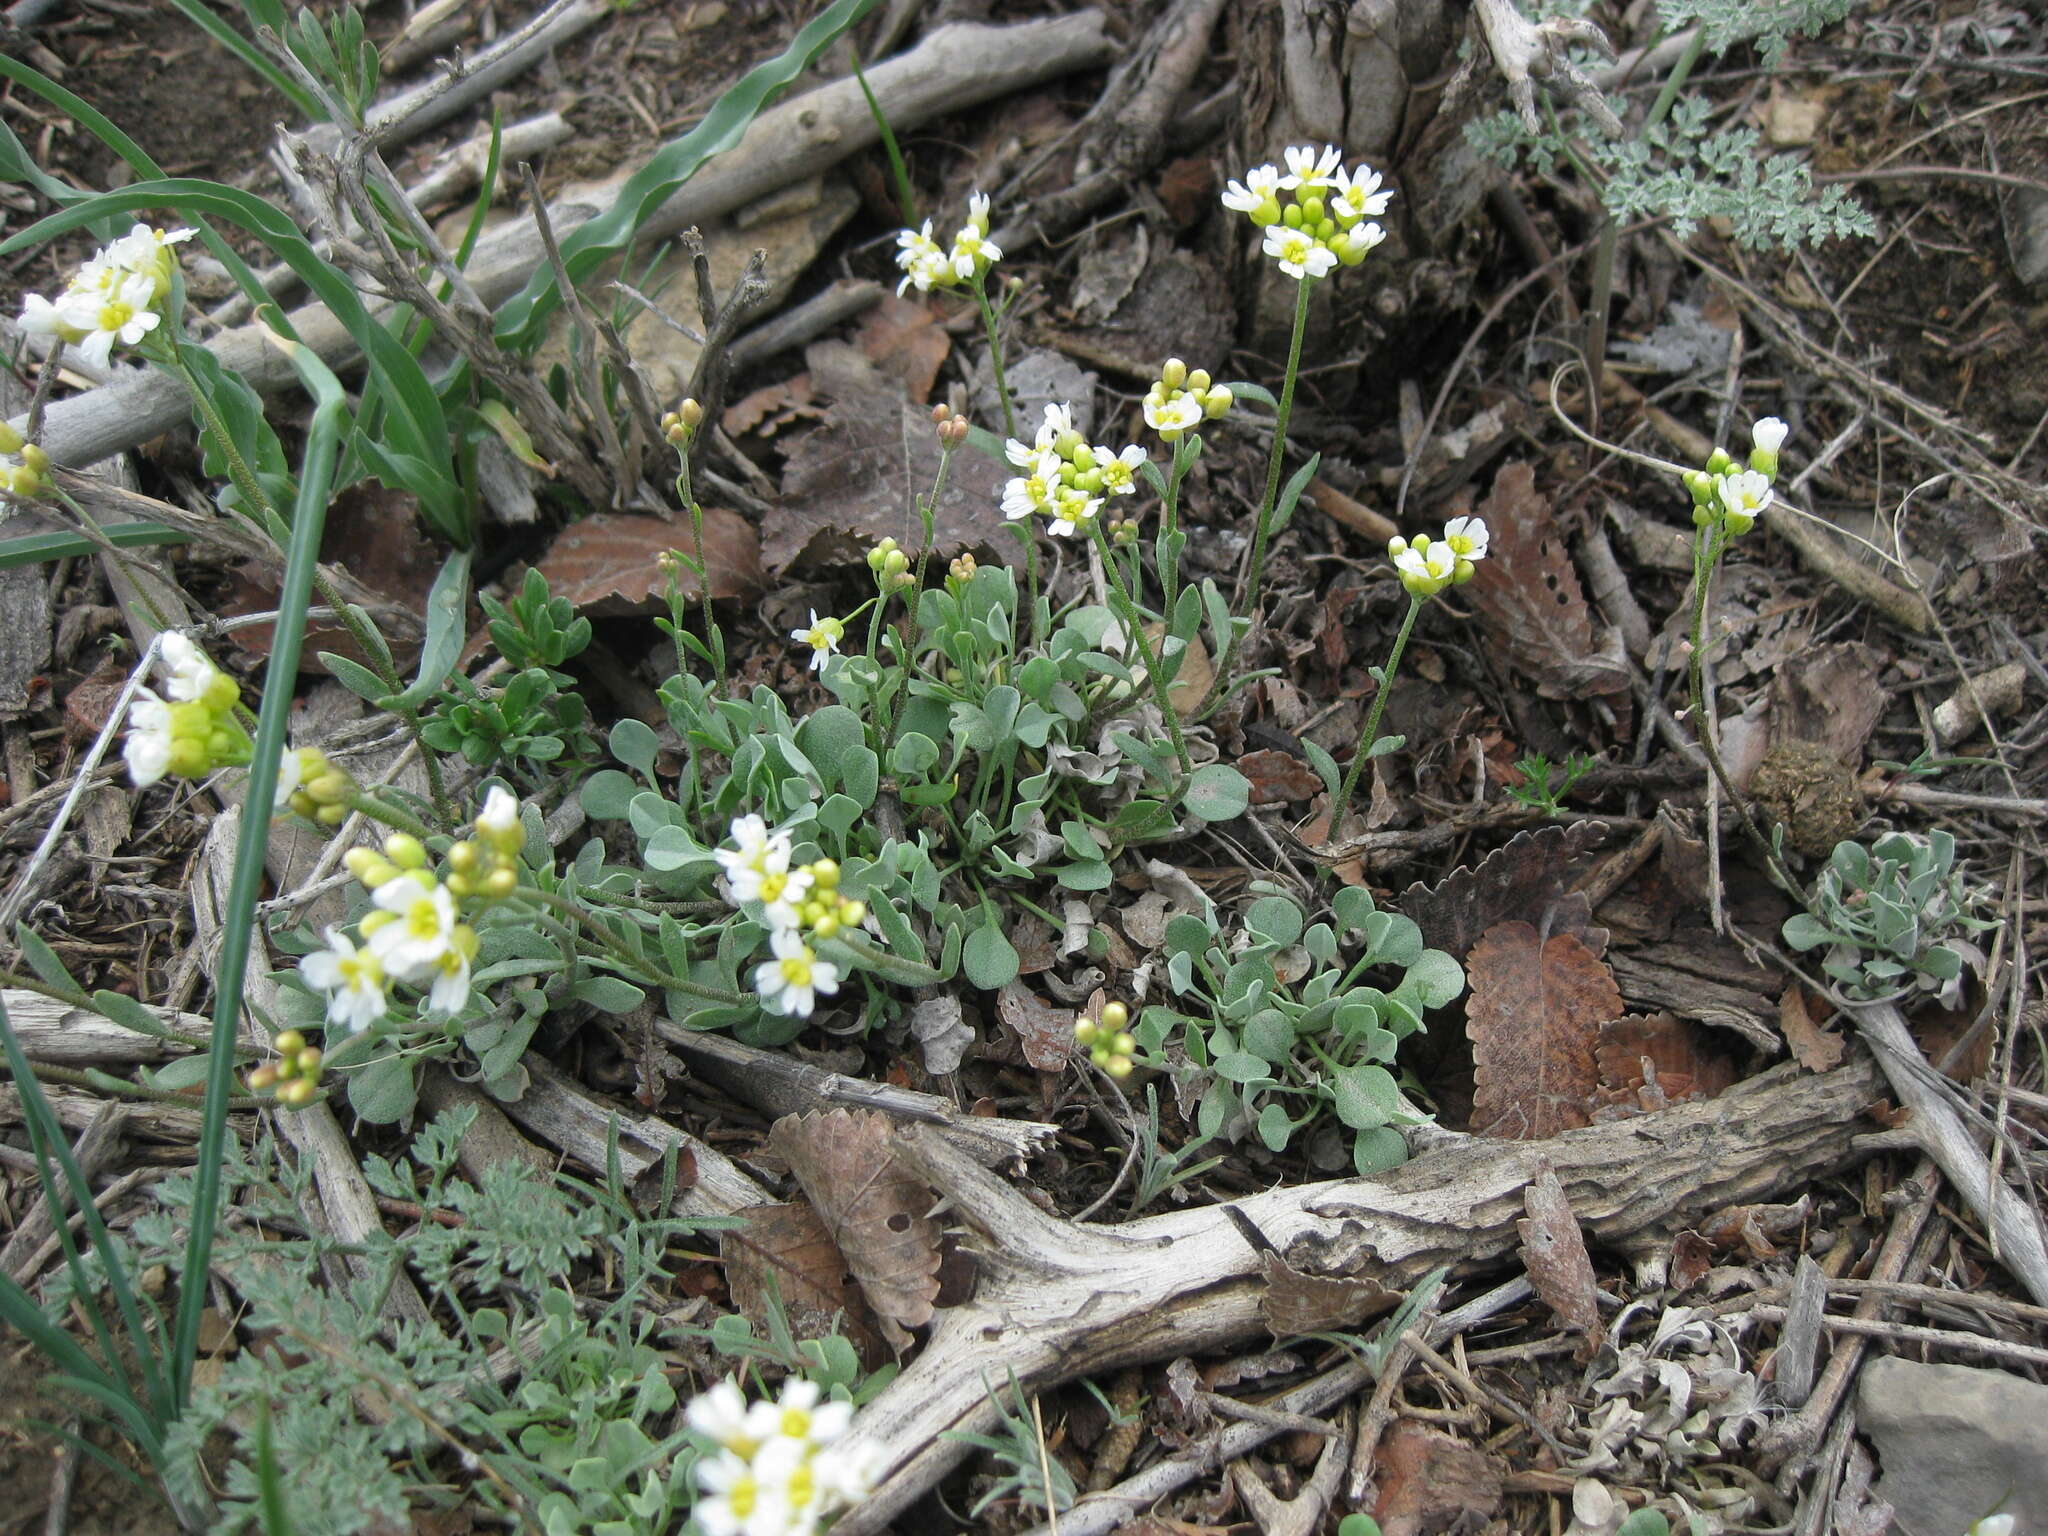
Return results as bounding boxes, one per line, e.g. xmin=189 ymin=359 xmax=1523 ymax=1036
xmin=1241 ymin=277 xmax=1314 ymax=621
xmin=1159 ymin=445 xmax=1190 ymax=621
xmin=911 ymin=439 xmax=958 ymax=603
xmin=1088 ymin=521 xmax=1193 ymax=793
xmin=1334 ymin=595 xmax=1422 ymax=827
xmin=674 ymin=451 xmax=725 ymax=688
xmin=971 ymin=274 xmax=1016 ymax=441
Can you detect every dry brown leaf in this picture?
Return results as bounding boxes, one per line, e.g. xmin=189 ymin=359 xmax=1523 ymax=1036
xmin=1462 ymin=462 xmax=1630 ymax=700
xmin=1467 ymin=920 xmax=1619 ymax=1140
xmin=853 ymin=295 xmax=951 ymax=402
xmin=722 ymin=372 xmax=819 ymax=438
xmin=1517 ymin=1170 xmax=1604 ymax=1352
xmin=720 ymin=1200 xmax=887 ymax=1368
xmin=532 ymin=509 xmax=761 ymax=616
xmin=767 ymin=1110 xmax=942 ymax=1352
xmin=1257 ymin=1251 xmax=1401 ymax=1337
xmin=1695 ymin=1196 xmax=1812 ymax=1260
xmin=1238 ymin=748 xmax=1324 ymax=806
xmin=1669 ymin=1229 xmax=1715 ymax=1292
xmin=1779 ymin=986 xmax=1846 ymax=1073
xmin=762 ymin=341 xmax=1009 ymax=575
xmin=1593 ymin=1012 xmax=1737 ymax=1111
xmin=1768 ymin=642 xmax=1886 ymax=764
xmin=1373 ymin=1419 xmax=1505 ymax=1536
xmin=1397 ymin=822 xmax=1611 ymax=964
xmin=997 ymin=980 xmax=1077 ymax=1072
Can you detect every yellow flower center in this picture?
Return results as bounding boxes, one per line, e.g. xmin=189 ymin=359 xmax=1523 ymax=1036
xmin=98 ymin=300 xmax=134 ymax=332
xmin=780 ymin=953 xmax=815 ymax=987
xmin=788 ymin=1463 xmax=815 ymax=1508
xmin=405 ymin=901 xmax=441 ymax=939
xmin=781 ymin=1406 xmax=811 ymax=1438
xmin=759 ymin=871 xmax=787 ymax=902
xmin=729 ymin=1477 xmax=756 ymax=1518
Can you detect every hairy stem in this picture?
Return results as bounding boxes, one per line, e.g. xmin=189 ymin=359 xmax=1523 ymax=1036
xmin=1088 ymin=523 xmax=1192 ymax=797
xmin=1333 ymin=595 xmax=1423 ymax=829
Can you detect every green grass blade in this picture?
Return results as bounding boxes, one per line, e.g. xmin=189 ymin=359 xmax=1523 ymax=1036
xmin=1 ymin=180 xmax=469 ymax=545
xmin=0 ymin=522 xmax=194 ymax=572
xmin=171 ymin=331 xmax=349 ymax=1405
xmin=456 ymin=109 xmax=507 ymax=271
xmin=851 ymin=47 xmax=915 ymax=227
xmin=494 ymin=0 xmax=882 ymax=348
xmin=159 ymin=0 xmax=322 ymax=121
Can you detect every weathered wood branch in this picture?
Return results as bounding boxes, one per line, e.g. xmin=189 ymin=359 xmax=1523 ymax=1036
xmin=19 ymin=13 xmax=1114 ymax=470
xmin=832 ymin=1057 xmax=1882 ymax=1533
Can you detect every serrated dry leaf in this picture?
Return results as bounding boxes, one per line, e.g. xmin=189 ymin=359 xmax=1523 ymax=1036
xmin=1517 ymin=1170 xmax=1603 ymax=1352
xmin=997 ymin=979 xmax=1076 ymax=1071
xmin=1779 ymin=985 xmax=1846 ymax=1073
xmin=1397 ymin=822 xmax=1610 ymax=964
xmin=723 ymin=372 xmax=820 ymax=438
xmin=532 ymin=509 xmax=761 ymax=615
xmin=853 ymin=295 xmax=951 ymax=402
xmin=1237 ymin=748 xmax=1324 ymax=806
xmin=1467 ymin=920 xmax=1619 ymax=1140
xmin=721 ymin=1200 xmax=886 ymax=1367
xmin=1257 ymin=1251 xmax=1401 ymax=1337
xmin=767 ymin=1110 xmax=942 ymax=1351
xmin=1462 ymin=462 xmax=1630 ymax=700
xmin=1374 ymin=1419 xmax=1504 ymax=1532
xmin=1594 ymin=1012 xmax=1737 ymax=1111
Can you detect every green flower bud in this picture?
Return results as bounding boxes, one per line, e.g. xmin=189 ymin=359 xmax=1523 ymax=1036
xmin=383 ymin=833 xmax=428 ymax=869
xmin=1159 ymin=358 xmax=1187 ymax=390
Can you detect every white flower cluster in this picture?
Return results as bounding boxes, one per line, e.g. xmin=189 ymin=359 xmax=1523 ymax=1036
xmin=895 ymin=191 xmax=1002 ymax=296
xmin=298 ymin=788 xmax=522 ymax=1034
xmin=1386 ymin=515 xmax=1489 ymax=599
xmin=716 ymin=815 xmax=866 ymax=1019
xmin=1221 ymin=145 xmax=1392 ymax=281
xmin=1001 ymin=402 xmax=1145 ymax=538
xmin=1686 ymin=418 xmax=1787 ymax=537
xmin=687 ymin=1377 xmax=875 ymax=1536
xmin=18 ymin=223 xmax=193 ymax=370
xmin=1141 ymin=358 xmax=1233 ymax=442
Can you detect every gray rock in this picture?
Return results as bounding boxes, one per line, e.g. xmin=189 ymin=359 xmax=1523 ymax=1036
xmin=1858 ymin=1357 xmax=2045 ymax=1535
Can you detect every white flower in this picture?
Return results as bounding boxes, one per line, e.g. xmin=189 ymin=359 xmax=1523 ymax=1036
xmin=1001 ymin=453 xmax=1061 ymax=521
xmin=1331 ymin=164 xmax=1394 ymax=221
xmin=948 ymin=225 xmax=1000 ymax=282
xmin=1329 ymin=222 xmax=1386 ymax=263
xmin=300 ymin=927 xmax=388 ymax=1033
xmin=122 ymin=689 xmax=174 ymax=787
xmin=17 ymin=291 xmax=81 ymax=344
xmin=717 ymin=816 xmax=812 ymax=918
xmin=156 ymin=630 xmax=218 ymax=702
xmin=1391 ymin=540 xmax=1457 ymax=596
xmin=894 ymin=221 xmax=951 ymax=295
xmin=753 ymin=927 xmax=841 ymax=1018
xmin=743 ymin=1377 xmax=854 ymax=1455
xmin=272 ymin=742 xmax=304 ymax=810
xmin=1751 ymin=417 xmax=1788 ymax=455
xmin=966 ymin=190 xmax=991 ymax=230
xmin=687 ymin=1379 xmax=763 ymax=1458
xmin=367 ymin=873 xmax=459 ymax=980
xmin=1718 ymin=470 xmax=1774 ymax=522
xmin=1260 ymin=226 xmax=1337 ymax=281
xmin=1143 ymin=392 xmax=1204 ymax=437
xmin=1280 ymin=144 xmax=1344 ymax=191
xmin=1968 ymin=1517 xmax=2016 ymax=1536
xmin=695 ymin=1447 xmax=794 ymax=1536
xmin=1096 ymin=443 xmax=1147 ymax=497
xmin=790 ymin=611 xmax=844 ymax=673
xmin=426 ymin=946 xmax=472 ymax=1016
xmin=104 ymin=223 xmax=194 ymax=295
xmin=1220 ymin=163 xmax=1282 ymax=214
xmin=61 ymin=270 xmax=163 ymax=370
xmin=1045 ymin=492 xmax=1102 ymax=538
xmin=476 ymin=784 xmax=520 ymax=838
xmin=1441 ymin=515 xmax=1489 ymax=561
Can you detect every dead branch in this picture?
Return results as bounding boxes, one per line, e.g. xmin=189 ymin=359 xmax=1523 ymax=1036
xmin=833 ymin=1056 xmax=1883 ymax=1531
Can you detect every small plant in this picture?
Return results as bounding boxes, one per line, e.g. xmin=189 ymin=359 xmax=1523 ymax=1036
xmin=1506 ymin=751 xmax=1597 ymax=816
xmin=1134 ymin=888 xmax=1465 ymax=1175
xmin=944 ymin=1371 xmax=1075 ymax=1520
xmin=1783 ymin=831 xmax=1993 ymax=1005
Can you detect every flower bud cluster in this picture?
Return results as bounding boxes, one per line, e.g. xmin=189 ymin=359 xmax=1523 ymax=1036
xmin=245 ymin=1027 xmax=324 ymax=1108
xmin=300 ymin=788 xmax=527 ymax=1035
xmin=18 ymin=223 xmax=193 ymax=370
xmin=932 ymin=402 xmax=971 ymax=448
xmin=1222 ymin=146 xmax=1393 ymax=281
xmin=1685 ymin=418 xmax=1787 ymax=537
xmin=866 ymin=537 xmax=913 ymax=593
xmin=662 ymin=397 xmax=704 ymax=448
xmin=686 ymin=1377 xmax=875 ymax=1536
xmin=1387 ymin=515 xmax=1489 ymax=600
xmin=1075 ymin=1000 xmax=1137 ymax=1079
xmin=896 ymin=191 xmax=1003 ymax=295
xmin=718 ymin=815 xmax=868 ymax=1018
xmin=279 ymin=745 xmax=356 ymax=826
xmin=122 ymin=633 xmax=253 ymax=789
xmin=0 ymin=422 xmax=50 ymax=501
xmin=1142 ymin=358 xmax=1233 ymax=441
xmin=1001 ymin=402 xmax=1147 ymax=539
xmin=947 ymin=552 xmax=978 ymax=589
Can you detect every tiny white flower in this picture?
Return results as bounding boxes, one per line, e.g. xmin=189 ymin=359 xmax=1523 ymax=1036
xmin=1392 ymin=540 xmax=1457 ymax=596
xmin=743 ymin=1377 xmax=855 ymax=1455
xmin=894 ymin=221 xmax=950 ymax=295
xmin=1718 ymin=470 xmax=1774 ymax=522
xmin=1280 ymin=144 xmax=1344 ymax=191
xmin=1045 ymin=492 xmax=1102 ymax=538
xmin=790 ymin=610 xmax=844 ymax=673
xmin=105 ymin=222 xmax=194 ymax=287
xmin=1331 ymin=164 xmax=1395 ymax=221
xmin=272 ymin=742 xmax=303 ymax=810
xmin=1220 ymin=163 xmax=1283 ymax=214
xmin=1261 ymin=226 xmax=1336 ymax=281
xmin=1441 ymin=515 xmax=1489 ymax=561
xmin=1751 ymin=417 xmax=1788 ymax=455
xmin=948 ymin=225 xmax=1000 ymax=282
xmin=17 ymin=291 xmax=82 ymax=344
xmin=367 ymin=872 xmax=459 ymax=980
xmin=476 ymin=784 xmax=520 ymax=837
xmin=63 ymin=270 xmax=162 ymax=370
xmin=122 ymin=689 xmax=174 ymax=787
xmin=1143 ymin=392 xmax=1204 ymax=437
xmin=156 ymin=630 xmax=218 ymax=702
xmin=753 ymin=927 xmax=841 ymax=1018
xmin=966 ymin=190 xmax=992 ymax=231
xmin=1330 ymin=222 xmax=1386 ymax=263
xmin=1002 ymin=454 xmax=1061 ymax=521
xmin=1096 ymin=443 xmax=1147 ymax=497
xmin=300 ymin=927 xmax=387 ymax=1033
xmin=695 ymin=1447 xmax=791 ymax=1536
xmin=686 ymin=1380 xmax=762 ymax=1457
xmin=426 ymin=945 xmax=471 ymax=1016
xmin=718 ymin=816 xmax=813 ymax=918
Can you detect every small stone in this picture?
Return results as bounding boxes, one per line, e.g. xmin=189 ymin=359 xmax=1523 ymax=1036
xmin=1766 ymin=96 xmax=1826 ymax=148
xmin=1858 ymin=1358 xmax=2048 ymax=1535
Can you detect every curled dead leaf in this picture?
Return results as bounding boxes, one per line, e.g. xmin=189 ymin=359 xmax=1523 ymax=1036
xmin=1257 ymin=1251 xmax=1401 ymax=1337
xmin=1517 ymin=1169 xmax=1603 ymax=1353
xmin=997 ymin=979 xmax=1077 ymax=1072
xmin=533 ymin=509 xmax=761 ymax=616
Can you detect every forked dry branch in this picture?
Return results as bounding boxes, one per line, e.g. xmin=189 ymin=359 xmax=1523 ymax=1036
xmin=830 ymin=1056 xmax=1883 ymax=1531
